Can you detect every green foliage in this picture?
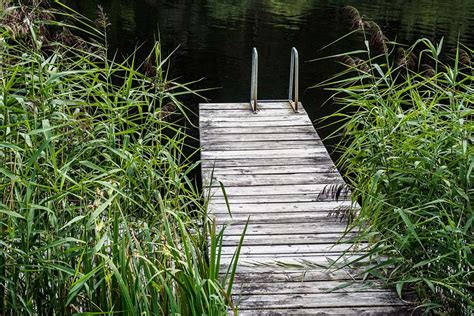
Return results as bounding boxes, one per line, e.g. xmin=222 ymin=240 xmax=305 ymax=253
xmin=0 ymin=3 xmax=239 ymax=315
xmin=321 ymin=38 xmax=473 ymax=314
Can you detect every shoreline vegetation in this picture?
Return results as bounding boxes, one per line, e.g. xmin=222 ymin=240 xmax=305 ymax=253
xmin=1 ymin=1 xmax=472 ymax=315
xmin=318 ymin=6 xmax=473 ymax=315
xmin=0 ymin=2 xmax=241 ymax=314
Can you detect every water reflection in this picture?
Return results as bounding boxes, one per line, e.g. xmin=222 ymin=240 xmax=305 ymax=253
xmin=72 ymin=0 xmax=474 ymax=44
xmin=70 ymin=0 xmax=474 ymax=146
xmin=70 ymin=0 xmax=474 ymax=93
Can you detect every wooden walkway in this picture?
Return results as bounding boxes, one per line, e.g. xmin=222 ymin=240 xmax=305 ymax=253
xmin=200 ymin=102 xmax=410 ymax=315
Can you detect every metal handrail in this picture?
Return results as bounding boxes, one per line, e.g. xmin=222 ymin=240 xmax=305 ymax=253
xmin=288 ymin=47 xmax=299 ymax=113
xmin=249 ymin=47 xmax=299 ymax=113
xmin=250 ymin=47 xmax=258 ymax=113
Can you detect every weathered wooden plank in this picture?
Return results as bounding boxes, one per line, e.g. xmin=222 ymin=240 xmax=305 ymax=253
xmin=200 ymin=126 xmax=317 ymax=136
xmin=201 ymin=120 xmax=313 ymax=128
xmin=204 ymin=173 xmax=342 ymax=187
xmin=216 ymin=212 xmax=356 ymax=227
xmin=208 ymin=201 xmax=354 ymax=214
xmin=220 ymin=222 xmax=351 ymax=236
xmin=201 ymin=138 xmax=320 ymax=146
xmin=212 ymin=213 xmax=351 ymax=225
xmin=220 ymin=260 xmax=366 ymax=272
xmin=220 ymin=243 xmax=368 ymax=255
xmin=201 ymin=157 xmax=331 ymax=168
xmin=200 ymin=102 xmax=303 ymax=110
xmin=202 ymin=148 xmax=326 ymax=159
xmin=227 ymin=268 xmax=367 ymax=282
xmin=201 ymin=118 xmax=312 ymax=127
xmin=200 ymin=133 xmax=321 ymax=143
xmin=234 ymin=292 xmax=406 ymax=309
xmin=233 ymin=280 xmax=387 ymax=295
xmin=220 ymin=254 xmax=366 ymax=267
xmin=199 ymin=109 xmax=306 ymax=117
xmin=201 ymin=115 xmax=311 ymax=122
xmin=222 ymin=253 xmax=357 ymax=260
xmin=237 ymin=306 xmax=414 ymax=315
xmin=210 ymin=193 xmax=350 ymax=204
xmin=221 ymin=233 xmax=357 ymax=246
xmin=210 ymin=196 xmax=347 ymax=205
xmin=216 ymin=217 xmax=350 ymax=226
xmin=212 ymin=209 xmax=350 ymax=221
xmin=200 ymin=103 xmax=305 ymax=111
xmin=216 ymin=219 xmax=353 ymax=230
xmin=209 ymin=184 xmax=347 ymax=197
xmin=201 ymin=140 xmax=324 ymax=150
xmin=202 ymin=165 xmax=334 ymax=175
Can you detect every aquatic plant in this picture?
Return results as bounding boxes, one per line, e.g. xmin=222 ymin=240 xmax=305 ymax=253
xmin=318 ymin=28 xmax=473 ymax=314
xmin=341 ymin=6 xmax=365 ymax=30
xmin=341 ymin=6 xmax=389 ymax=55
xmin=0 ymin=2 xmax=241 ymax=314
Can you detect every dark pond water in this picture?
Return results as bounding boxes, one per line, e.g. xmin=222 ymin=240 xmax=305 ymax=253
xmin=72 ymin=0 xmax=474 ymax=161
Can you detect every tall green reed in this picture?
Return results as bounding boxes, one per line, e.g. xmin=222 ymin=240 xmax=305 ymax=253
xmin=0 ymin=3 xmax=240 ymax=315
xmin=316 ymin=8 xmax=472 ymax=314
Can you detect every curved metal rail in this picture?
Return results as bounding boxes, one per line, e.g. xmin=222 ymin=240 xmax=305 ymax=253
xmin=288 ymin=47 xmax=299 ymax=112
xmin=250 ymin=47 xmax=258 ymax=113
xmin=249 ymin=47 xmax=299 ymax=113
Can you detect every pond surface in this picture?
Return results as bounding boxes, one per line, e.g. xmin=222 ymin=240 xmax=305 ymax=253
xmin=73 ymin=0 xmax=474 ymax=153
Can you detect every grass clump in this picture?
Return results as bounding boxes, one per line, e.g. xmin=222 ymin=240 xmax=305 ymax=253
xmin=0 ymin=2 xmax=238 ymax=315
xmin=319 ymin=11 xmax=473 ymax=315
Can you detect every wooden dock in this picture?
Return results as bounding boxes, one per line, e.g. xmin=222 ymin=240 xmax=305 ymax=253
xmin=200 ymin=101 xmax=410 ymax=315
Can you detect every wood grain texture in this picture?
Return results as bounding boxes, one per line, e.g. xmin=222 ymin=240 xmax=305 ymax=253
xmin=213 ymin=213 xmax=354 ymax=225
xmin=202 ymin=165 xmax=335 ymax=175
xmin=202 ymin=140 xmax=324 ymax=150
xmin=199 ymin=109 xmax=306 ymax=117
xmin=208 ymin=184 xmax=347 ymax=197
xmin=201 ymin=132 xmax=321 ymax=142
xmin=233 ymin=280 xmax=388 ymax=294
xmin=237 ymin=306 xmax=414 ymax=315
xmin=199 ymin=102 xmax=408 ymax=314
xmin=219 ymin=254 xmax=368 ymax=267
xmin=208 ymin=201 xmax=354 ymax=213
xmin=201 ymin=148 xmax=328 ymax=159
xmin=204 ymin=173 xmax=342 ymax=187
xmin=201 ymin=115 xmax=310 ymax=122
xmin=227 ymin=268 xmax=367 ymax=282
xmin=220 ymin=243 xmax=369 ymax=255
xmin=200 ymin=126 xmax=318 ymax=136
xmin=219 ymin=222 xmax=353 ymax=235
xmin=221 ymin=233 xmax=358 ymax=246
xmin=235 ymin=292 xmax=406 ymax=309
xmin=209 ymin=194 xmax=351 ymax=204
xmin=201 ymin=120 xmax=313 ymax=128
xmin=200 ymin=102 xmax=304 ymax=110
xmin=201 ymin=158 xmax=331 ymax=169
